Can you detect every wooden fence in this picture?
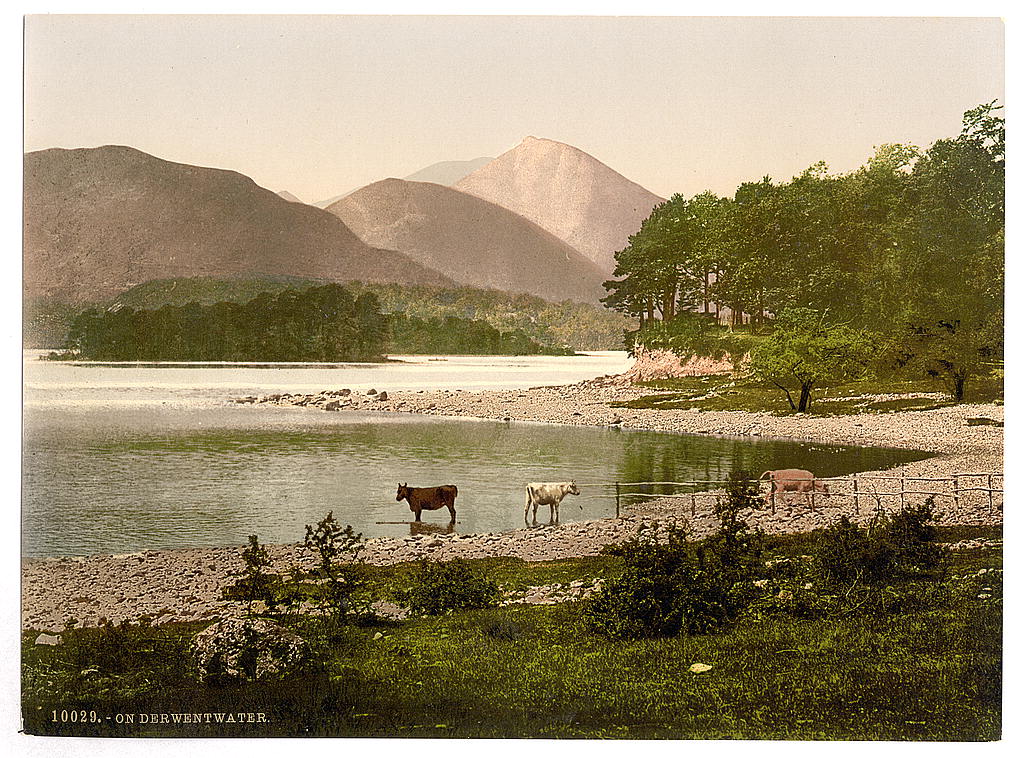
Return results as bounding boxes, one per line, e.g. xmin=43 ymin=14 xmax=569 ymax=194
xmin=585 ymin=473 xmax=1003 ymax=520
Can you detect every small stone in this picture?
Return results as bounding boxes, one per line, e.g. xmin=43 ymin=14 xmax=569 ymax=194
xmin=34 ymin=633 xmax=62 ymax=646
xmin=689 ymin=662 xmax=713 ymax=674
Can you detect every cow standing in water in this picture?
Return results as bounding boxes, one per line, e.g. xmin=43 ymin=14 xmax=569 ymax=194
xmin=396 ymin=483 xmax=458 ymax=523
xmin=525 ymin=481 xmax=581 ymax=524
xmin=760 ymin=469 xmax=830 ymax=507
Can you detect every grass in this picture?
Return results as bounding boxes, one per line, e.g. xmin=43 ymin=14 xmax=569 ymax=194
xmin=22 ymin=526 xmax=1001 ymax=740
xmin=614 ymin=374 xmax=1004 ymax=416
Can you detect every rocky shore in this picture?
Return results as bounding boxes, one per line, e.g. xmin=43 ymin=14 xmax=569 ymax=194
xmin=23 ymin=377 xmax=1003 ymax=632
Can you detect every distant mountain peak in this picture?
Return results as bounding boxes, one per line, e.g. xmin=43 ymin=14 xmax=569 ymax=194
xmin=454 ymin=138 xmax=662 ymax=274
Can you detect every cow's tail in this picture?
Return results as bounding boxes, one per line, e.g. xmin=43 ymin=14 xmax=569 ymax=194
xmin=450 ymin=485 xmax=458 ymax=497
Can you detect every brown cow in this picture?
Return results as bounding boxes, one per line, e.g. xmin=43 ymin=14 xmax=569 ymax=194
xmin=396 ymin=482 xmax=458 ymax=523
xmin=760 ymin=469 xmax=830 ymax=506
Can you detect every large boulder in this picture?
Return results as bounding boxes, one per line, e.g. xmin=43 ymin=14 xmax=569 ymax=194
xmin=191 ymin=617 xmax=309 ymax=683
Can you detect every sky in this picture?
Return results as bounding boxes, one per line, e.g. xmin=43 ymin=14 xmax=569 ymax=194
xmin=23 ymin=14 xmax=1004 ymax=204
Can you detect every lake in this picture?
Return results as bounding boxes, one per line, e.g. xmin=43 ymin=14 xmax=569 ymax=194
xmin=22 ymin=352 xmax=932 ymax=557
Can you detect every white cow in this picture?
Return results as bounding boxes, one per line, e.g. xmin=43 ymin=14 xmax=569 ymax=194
xmin=525 ymin=481 xmax=581 ymax=524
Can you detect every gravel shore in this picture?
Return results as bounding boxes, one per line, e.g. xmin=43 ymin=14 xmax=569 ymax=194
xmin=23 ymin=378 xmax=1003 ymax=632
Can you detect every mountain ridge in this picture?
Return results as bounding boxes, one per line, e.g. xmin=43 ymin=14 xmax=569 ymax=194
xmin=326 ymin=177 xmax=610 ymax=304
xmin=23 ymin=145 xmax=455 ymax=303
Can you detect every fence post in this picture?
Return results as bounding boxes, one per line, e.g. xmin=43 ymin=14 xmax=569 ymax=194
xmin=953 ymin=474 xmax=959 ymax=511
xmin=810 ymin=483 xmax=816 ymax=512
xmin=988 ymin=473 xmax=994 ymax=516
xmin=852 ymin=474 xmax=859 ymax=516
xmin=615 ymin=482 xmax=620 ymax=519
xmin=690 ymin=492 xmax=696 ymax=517
xmin=900 ymin=477 xmax=905 ymax=510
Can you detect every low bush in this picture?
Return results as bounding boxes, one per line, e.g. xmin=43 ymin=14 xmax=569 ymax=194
xmin=399 ymin=559 xmax=499 ymax=615
xmin=585 ymin=472 xmax=764 ymax=639
xmin=814 ymin=501 xmax=943 ymax=587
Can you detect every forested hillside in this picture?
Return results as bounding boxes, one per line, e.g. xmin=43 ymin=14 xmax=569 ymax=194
xmin=25 ymin=276 xmax=632 ymax=352
xmin=52 ymin=284 xmax=570 ymax=361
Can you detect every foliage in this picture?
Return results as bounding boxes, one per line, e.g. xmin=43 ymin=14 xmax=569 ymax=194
xmin=86 ymin=276 xmax=632 ymax=351
xmin=387 ymin=312 xmax=570 ymax=355
xmin=225 ymin=535 xmax=280 ymax=614
xmin=303 ymin=512 xmax=367 ymax=624
xmin=398 ymin=559 xmax=499 ymax=615
xmin=813 ymin=501 xmax=943 ymax=587
xmin=629 ymin=311 xmax=751 ymax=368
xmin=749 ymin=308 xmax=873 ymax=412
xmin=585 ymin=474 xmax=762 ymax=639
xmin=604 ymin=104 xmax=1003 ymax=402
xmin=62 ymin=284 xmax=389 ymax=362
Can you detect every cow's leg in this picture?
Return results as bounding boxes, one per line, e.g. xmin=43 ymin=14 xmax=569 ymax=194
xmin=414 ymin=507 xmax=422 ymax=522
xmin=525 ymin=491 xmax=532 ymax=523
xmin=447 ymin=502 xmax=456 ymax=523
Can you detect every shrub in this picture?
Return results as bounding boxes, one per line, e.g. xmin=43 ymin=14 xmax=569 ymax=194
xmin=585 ymin=475 xmax=764 ymax=640
xmin=303 ymin=512 xmax=367 ymax=623
xmin=224 ymin=534 xmax=280 ymax=614
xmin=814 ymin=501 xmax=943 ymax=587
xmin=400 ymin=559 xmax=499 ymax=615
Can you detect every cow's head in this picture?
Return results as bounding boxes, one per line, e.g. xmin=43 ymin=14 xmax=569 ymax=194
xmin=818 ymin=481 xmax=831 ymax=496
xmin=396 ymin=483 xmax=409 ymax=502
xmin=569 ymin=480 xmax=581 ymax=506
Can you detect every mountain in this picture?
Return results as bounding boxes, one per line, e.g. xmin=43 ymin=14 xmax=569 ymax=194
xmin=313 ymin=157 xmax=493 ymax=209
xmin=454 ymin=136 xmax=663 ymax=274
xmin=402 ymin=157 xmax=493 ymax=185
xmin=326 ymin=178 xmax=610 ymax=303
xmin=276 ymin=190 xmax=305 ymax=203
xmin=24 ymin=146 xmax=454 ymax=303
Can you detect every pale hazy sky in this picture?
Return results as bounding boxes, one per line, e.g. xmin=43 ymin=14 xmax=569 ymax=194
xmin=24 ymin=15 xmax=1004 ymax=204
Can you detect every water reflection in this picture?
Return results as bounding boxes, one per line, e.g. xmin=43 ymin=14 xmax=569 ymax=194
xmin=22 ymin=407 xmax=933 ymax=557
xmin=408 ymin=521 xmax=456 ymax=537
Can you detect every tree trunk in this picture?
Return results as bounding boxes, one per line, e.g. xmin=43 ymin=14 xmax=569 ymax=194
xmin=798 ymin=382 xmax=813 ymax=412
xmin=953 ymin=373 xmax=966 ymax=403
xmin=703 ymin=271 xmax=710 ymax=313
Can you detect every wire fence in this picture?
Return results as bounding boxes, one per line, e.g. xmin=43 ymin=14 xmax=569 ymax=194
xmin=577 ymin=472 xmax=1004 ymax=520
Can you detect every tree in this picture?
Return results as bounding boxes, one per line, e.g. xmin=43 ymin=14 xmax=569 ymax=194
xmin=750 ymin=308 xmax=873 ymax=412
xmin=881 ymin=102 xmax=1004 ymax=401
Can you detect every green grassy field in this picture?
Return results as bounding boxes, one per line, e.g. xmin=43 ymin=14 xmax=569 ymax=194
xmin=615 ymin=374 xmax=1004 ymax=415
xmin=22 ymin=526 xmax=1001 ymax=740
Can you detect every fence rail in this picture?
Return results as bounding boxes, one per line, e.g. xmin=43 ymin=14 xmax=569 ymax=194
xmin=579 ymin=472 xmax=1003 ymax=519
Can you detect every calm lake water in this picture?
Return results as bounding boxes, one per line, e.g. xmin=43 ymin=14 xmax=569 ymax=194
xmin=22 ymin=352 xmax=931 ymax=557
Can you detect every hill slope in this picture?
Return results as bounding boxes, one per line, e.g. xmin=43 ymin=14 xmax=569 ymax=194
xmin=326 ymin=178 xmax=609 ymax=303
xmin=313 ymin=157 xmax=494 ymax=208
xmin=24 ymin=146 xmax=454 ymax=302
xmin=455 ymin=137 xmax=663 ymax=274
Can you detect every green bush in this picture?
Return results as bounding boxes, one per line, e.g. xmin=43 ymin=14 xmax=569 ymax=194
xmin=814 ymin=501 xmax=943 ymax=587
xmin=303 ymin=512 xmax=368 ymax=624
xmin=223 ymin=535 xmax=280 ymax=613
xmin=399 ymin=559 xmax=499 ymax=615
xmin=585 ymin=475 xmax=764 ymax=640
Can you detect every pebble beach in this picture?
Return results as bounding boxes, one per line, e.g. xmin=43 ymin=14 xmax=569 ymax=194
xmin=22 ymin=376 xmax=1003 ymax=632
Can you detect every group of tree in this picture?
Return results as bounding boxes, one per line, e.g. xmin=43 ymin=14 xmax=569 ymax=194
xmin=57 ymin=283 xmax=565 ymax=361
xmin=603 ymin=102 xmax=1004 ymax=406
xmin=63 ymin=284 xmax=388 ymax=362
xmin=388 ymin=312 xmax=571 ymax=355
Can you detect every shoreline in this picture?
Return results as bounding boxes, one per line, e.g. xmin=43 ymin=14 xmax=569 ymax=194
xmin=22 ymin=377 xmax=1003 ymax=632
